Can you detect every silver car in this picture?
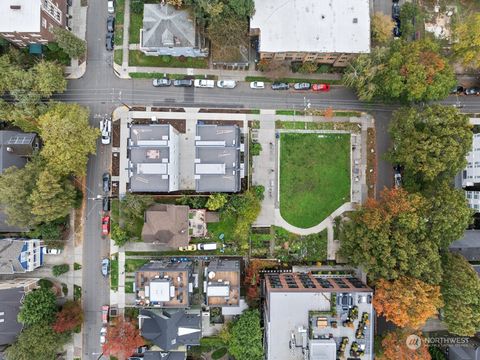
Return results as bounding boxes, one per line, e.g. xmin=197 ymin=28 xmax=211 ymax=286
xmin=152 ymin=78 xmax=171 ymax=87
xmin=101 ymin=258 xmax=109 ymax=276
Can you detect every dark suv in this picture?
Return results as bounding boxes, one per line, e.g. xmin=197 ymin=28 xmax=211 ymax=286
xmin=107 ymin=16 xmax=115 ymax=32
xmin=102 ymin=173 xmax=111 ymax=193
xmin=271 ymin=82 xmax=289 ymax=90
xmin=105 ymin=33 xmax=114 ymax=51
xmin=173 ymin=79 xmax=193 ymax=87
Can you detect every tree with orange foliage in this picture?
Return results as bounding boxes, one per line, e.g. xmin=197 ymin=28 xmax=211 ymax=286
xmin=339 ymin=188 xmax=442 ymax=284
xmin=379 ymin=331 xmax=431 ymax=360
xmin=102 ymin=316 xmax=144 ymax=360
xmin=52 ymin=300 xmax=83 ymax=333
xmin=374 ymin=277 xmax=443 ymax=329
xmin=323 ymin=107 xmax=334 ymax=119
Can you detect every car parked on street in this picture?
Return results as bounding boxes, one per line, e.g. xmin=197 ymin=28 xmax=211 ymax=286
xmin=392 ymin=2 xmax=400 ymax=19
xmin=216 ymin=80 xmax=237 ymax=89
xmin=42 ymin=247 xmax=62 ymax=255
xmin=312 ymin=83 xmax=330 ymax=92
xmin=250 ymin=81 xmax=265 ymax=89
xmin=393 ymin=19 xmax=401 ymax=37
xmin=102 ymin=215 xmax=110 ymax=236
xmin=194 ymin=79 xmax=215 ymax=88
xmin=465 ymin=87 xmax=480 ymax=95
xmin=105 ymin=33 xmax=114 ymax=51
xmin=102 ymin=305 xmax=109 ymax=324
xmin=101 ymin=258 xmax=109 ymax=277
xmin=293 ymin=82 xmax=311 ymax=90
xmin=450 ymin=86 xmax=464 ymax=95
xmin=152 ymin=78 xmax=171 ymax=87
xmin=107 ymin=16 xmax=115 ymax=32
xmin=100 ymin=117 xmax=111 ymax=145
xmin=394 ymin=165 xmax=402 ymax=189
xmin=100 ymin=326 xmax=107 ymax=344
xmin=271 ymin=82 xmax=289 ymax=90
xmin=103 ymin=172 xmax=111 ymax=193
xmin=173 ymin=79 xmax=193 ymax=87
xmin=107 ymin=0 xmax=114 ymax=13
xmin=103 ymin=197 xmax=110 ymax=212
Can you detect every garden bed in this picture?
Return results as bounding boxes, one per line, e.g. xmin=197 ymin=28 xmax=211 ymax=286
xmin=112 ymin=153 xmax=119 ymax=176
xmin=112 ymin=121 xmax=120 ymax=147
xmin=199 ymin=108 xmax=259 ymax=114
xmin=129 ymin=51 xmax=208 ymax=68
xmin=131 ymin=118 xmax=186 ymax=133
xmin=276 ymin=120 xmax=361 ymax=132
xmin=150 ymin=107 xmax=186 ymax=113
xmin=199 ymin=119 xmax=244 ymax=127
xmin=367 ymin=127 xmax=376 ymax=199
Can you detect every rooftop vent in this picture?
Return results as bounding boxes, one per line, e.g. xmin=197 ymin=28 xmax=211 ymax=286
xmin=353 ymin=18 xmax=358 ymax=24
xmin=10 ymin=5 xmax=21 ymax=9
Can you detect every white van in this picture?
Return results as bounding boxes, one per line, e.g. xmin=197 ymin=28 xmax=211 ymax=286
xmin=217 ymin=80 xmax=237 ymax=89
xmin=194 ymin=79 xmax=215 ymax=88
xmin=107 ymin=0 xmax=114 ymax=13
xmin=198 ymin=243 xmax=217 ymax=251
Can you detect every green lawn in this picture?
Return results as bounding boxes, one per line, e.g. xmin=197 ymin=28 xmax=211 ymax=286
xmin=125 ymin=258 xmax=149 ymax=272
xmin=280 ymin=133 xmax=350 ymax=228
xmin=125 ymin=281 xmax=134 ymax=294
xmin=114 ymin=50 xmax=123 ymax=65
xmin=129 ymin=50 xmax=208 ymax=68
xmin=114 ymin=0 xmax=124 ymax=46
xmin=129 ymin=10 xmax=143 ymax=44
xmin=110 ymin=256 xmax=119 ymax=291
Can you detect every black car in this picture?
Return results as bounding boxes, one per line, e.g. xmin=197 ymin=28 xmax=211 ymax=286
xmin=107 ymin=16 xmax=115 ymax=32
xmin=465 ymin=87 xmax=480 ymax=96
xmin=393 ymin=19 xmax=401 ymax=37
xmin=392 ymin=2 xmax=401 ymax=19
xmin=102 ymin=197 xmax=110 ymax=212
xmin=105 ymin=33 xmax=114 ymax=51
xmin=271 ymin=82 xmax=289 ymax=90
xmin=102 ymin=173 xmax=111 ymax=193
xmin=173 ymin=79 xmax=193 ymax=87
xmin=152 ymin=78 xmax=172 ymax=87
xmin=450 ymin=86 xmax=464 ymax=95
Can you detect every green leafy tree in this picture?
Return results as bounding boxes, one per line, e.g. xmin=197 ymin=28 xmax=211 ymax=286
xmin=453 ymin=13 xmax=480 ymax=69
xmin=371 ymin=12 xmax=395 ymax=44
xmin=5 ymin=324 xmax=68 ymax=360
xmin=30 ymin=170 xmax=76 ymax=223
xmin=207 ymin=16 xmax=249 ymax=62
xmin=343 ymin=39 xmax=455 ymax=102
xmin=52 ymin=264 xmax=70 ymax=277
xmin=389 ymin=105 xmax=472 ymax=185
xmin=206 ymin=193 xmax=228 ymax=211
xmin=224 ymin=0 xmax=254 ymax=17
xmin=441 ymin=252 xmax=480 ymax=336
xmin=111 ymin=222 xmax=129 ymax=247
xmin=230 ymin=188 xmax=262 ymax=249
xmin=38 ymin=103 xmax=99 ymax=177
xmin=51 ymin=27 xmax=86 ymax=58
xmin=120 ymin=194 xmax=153 ymax=239
xmin=31 ymin=60 xmax=67 ymax=97
xmin=228 ymin=309 xmax=264 ymax=360
xmin=0 ymin=98 xmax=47 ymax=132
xmin=399 ymin=3 xmax=423 ymax=40
xmin=339 ymin=188 xmax=442 ymax=284
xmin=18 ymin=287 xmax=57 ymax=326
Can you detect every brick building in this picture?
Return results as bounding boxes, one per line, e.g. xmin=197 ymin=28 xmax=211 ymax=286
xmin=0 ymin=0 xmax=68 ymax=47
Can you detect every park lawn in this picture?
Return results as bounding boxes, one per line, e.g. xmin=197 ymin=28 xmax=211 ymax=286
xmin=280 ymin=133 xmax=350 ymax=228
xmin=129 ymin=9 xmax=143 ymax=44
xmin=128 ymin=50 xmax=208 ymax=68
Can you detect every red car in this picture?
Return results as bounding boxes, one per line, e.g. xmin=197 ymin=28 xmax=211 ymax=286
xmin=102 ymin=305 xmax=109 ymax=324
xmin=102 ymin=216 xmax=110 ymax=236
xmin=312 ymin=83 xmax=330 ymax=92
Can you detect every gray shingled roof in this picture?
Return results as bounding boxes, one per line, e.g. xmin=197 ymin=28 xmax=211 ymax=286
xmin=144 ymin=351 xmax=186 ymax=360
xmin=0 ymin=287 xmax=24 ymax=345
xmin=142 ymin=4 xmax=195 ymax=48
xmin=0 ymin=239 xmax=25 ymax=275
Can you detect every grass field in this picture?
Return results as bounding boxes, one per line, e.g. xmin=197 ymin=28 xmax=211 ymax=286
xmin=129 ymin=10 xmax=143 ymax=44
xmin=280 ymin=133 xmax=350 ymax=228
xmin=129 ymin=50 xmax=208 ymax=68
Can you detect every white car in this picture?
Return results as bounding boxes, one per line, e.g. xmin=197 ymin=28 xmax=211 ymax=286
xmin=100 ymin=326 xmax=107 ymax=344
xmin=216 ymin=80 xmax=237 ymax=89
xmin=42 ymin=247 xmax=62 ymax=255
xmin=107 ymin=0 xmax=114 ymax=13
xmin=100 ymin=118 xmax=112 ymax=145
xmin=250 ymin=81 xmax=265 ymax=89
xmin=194 ymin=79 xmax=215 ymax=88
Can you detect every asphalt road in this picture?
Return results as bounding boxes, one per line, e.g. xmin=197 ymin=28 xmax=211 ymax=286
xmin=76 ymin=2 xmax=480 ymax=359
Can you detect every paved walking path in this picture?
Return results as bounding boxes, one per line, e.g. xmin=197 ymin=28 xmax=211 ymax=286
xmin=65 ymin=0 xmax=87 ymax=79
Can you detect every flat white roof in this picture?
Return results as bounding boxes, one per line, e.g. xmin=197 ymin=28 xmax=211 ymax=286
xmin=195 ymin=163 xmax=226 ymax=175
xmin=137 ymin=163 xmax=167 ymax=175
xmin=207 ymin=285 xmax=230 ymax=297
xmin=250 ymin=0 xmax=370 ymax=54
xmin=149 ymin=280 xmax=170 ymax=302
xmin=0 ymin=0 xmax=41 ymax=33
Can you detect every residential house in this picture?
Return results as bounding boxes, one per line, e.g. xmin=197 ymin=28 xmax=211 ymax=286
xmin=204 ymin=259 xmax=240 ymax=307
xmin=448 ymin=338 xmax=480 ymax=360
xmin=460 ymin=133 xmax=480 ymax=213
xmin=195 ymin=124 xmax=242 ymax=193
xmin=0 ymin=238 xmax=43 ymax=274
xmin=144 ymin=352 xmax=186 ymax=360
xmin=0 ymin=278 xmax=38 ymax=348
xmin=250 ymin=0 xmax=370 ymax=67
xmin=140 ymin=4 xmax=208 ymax=57
xmin=139 ymin=308 xmax=201 ymax=352
xmin=135 ymin=260 xmax=195 ymax=308
xmin=0 ymin=0 xmax=68 ymax=47
xmin=263 ymin=272 xmax=374 ymax=360
xmin=141 ymin=204 xmax=189 ymax=248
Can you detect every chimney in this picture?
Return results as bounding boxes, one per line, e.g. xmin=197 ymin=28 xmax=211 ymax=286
xmin=6 ymin=147 xmax=13 ymax=153
xmin=10 ymin=5 xmax=21 ymax=10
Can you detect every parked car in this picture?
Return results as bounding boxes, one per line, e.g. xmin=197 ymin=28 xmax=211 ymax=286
xmin=179 ymin=244 xmax=197 ymax=251
xmin=135 ymin=346 xmax=148 ymax=354
xmin=197 ymin=243 xmax=218 ymax=251
xmin=100 ymin=326 xmax=107 ymax=344
xmin=152 ymin=78 xmax=171 ymax=87
xmin=293 ymin=82 xmax=311 ymax=90
xmin=393 ymin=165 xmax=402 ymax=189
xmin=42 ymin=247 xmax=62 ymax=255
xmin=250 ymin=81 xmax=265 ymax=89
xmin=312 ymin=83 xmax=330 ymax=92
xmin=107 ymin=16 xmax=115 ymax=32
xmin=105 ymin=32 xmax=114 ymax=51
xmin=102 ymin=305 xmax=109 ymax=324
xmin=216 ymin=80 xmax=237 ymax=89
xmin=100 ymin=117 xmax=111 ymax=145
xmin=450 ymin=85 xmax=464 ymax=95
xmin=102 ymin=215 xmax=110 ymax=236
xmin=393 ymin=19 xmax=401 ymax=37
xmin=465 ymin=87 xmax=480 ymax=95
xmin=103 ymin=197 xmax=110 ymax=212
xmin=271 ymin=82 xmax=289 ymax=90
xmin=173 ymin=79 xmax=193 ymax=87
xmin=107 ymin=0 xmax=114 ymax=13
xmin=103 ymin=172 xmax=111 ymax=193
xmin=101 ymin=258 xmax=109 ymax=277
xmin=194 ymin=79 xmax=215 ymax=88
xmin=392 ymin=2 xmax=400 ymax=19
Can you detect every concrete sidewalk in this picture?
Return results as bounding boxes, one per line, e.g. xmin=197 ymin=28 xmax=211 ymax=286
xmin=65 ymin=0 xmax=87 ymax=79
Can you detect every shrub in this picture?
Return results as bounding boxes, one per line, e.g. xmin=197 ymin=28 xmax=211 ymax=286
xmin=39 ymin=279 xmax=54 ymax=289
xmin=74 ymin=262 xmax=82 ymax=270
xmin=178 ymin=55 xmax=186 ymax=62
xmin=250 ymin=142 xmax=262 ymax=156
xmin=161 ymin=55 xmax=172 ymax=63
xmin=62 ymin=283 xmax=68 ymax=296
xmin=130 ymin=0 xmax=143 ymax=14
xmin=317 ymin=64 xmax=332 ymax=73
xmin=52 ymin=264 xmax=69 ymax=277
xmin=298 ymin=62 xmax=318 ymax=74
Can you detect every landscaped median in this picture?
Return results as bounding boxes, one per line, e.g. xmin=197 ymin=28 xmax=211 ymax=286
xmin=279 ymin=132 xmax=351 ymax=228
